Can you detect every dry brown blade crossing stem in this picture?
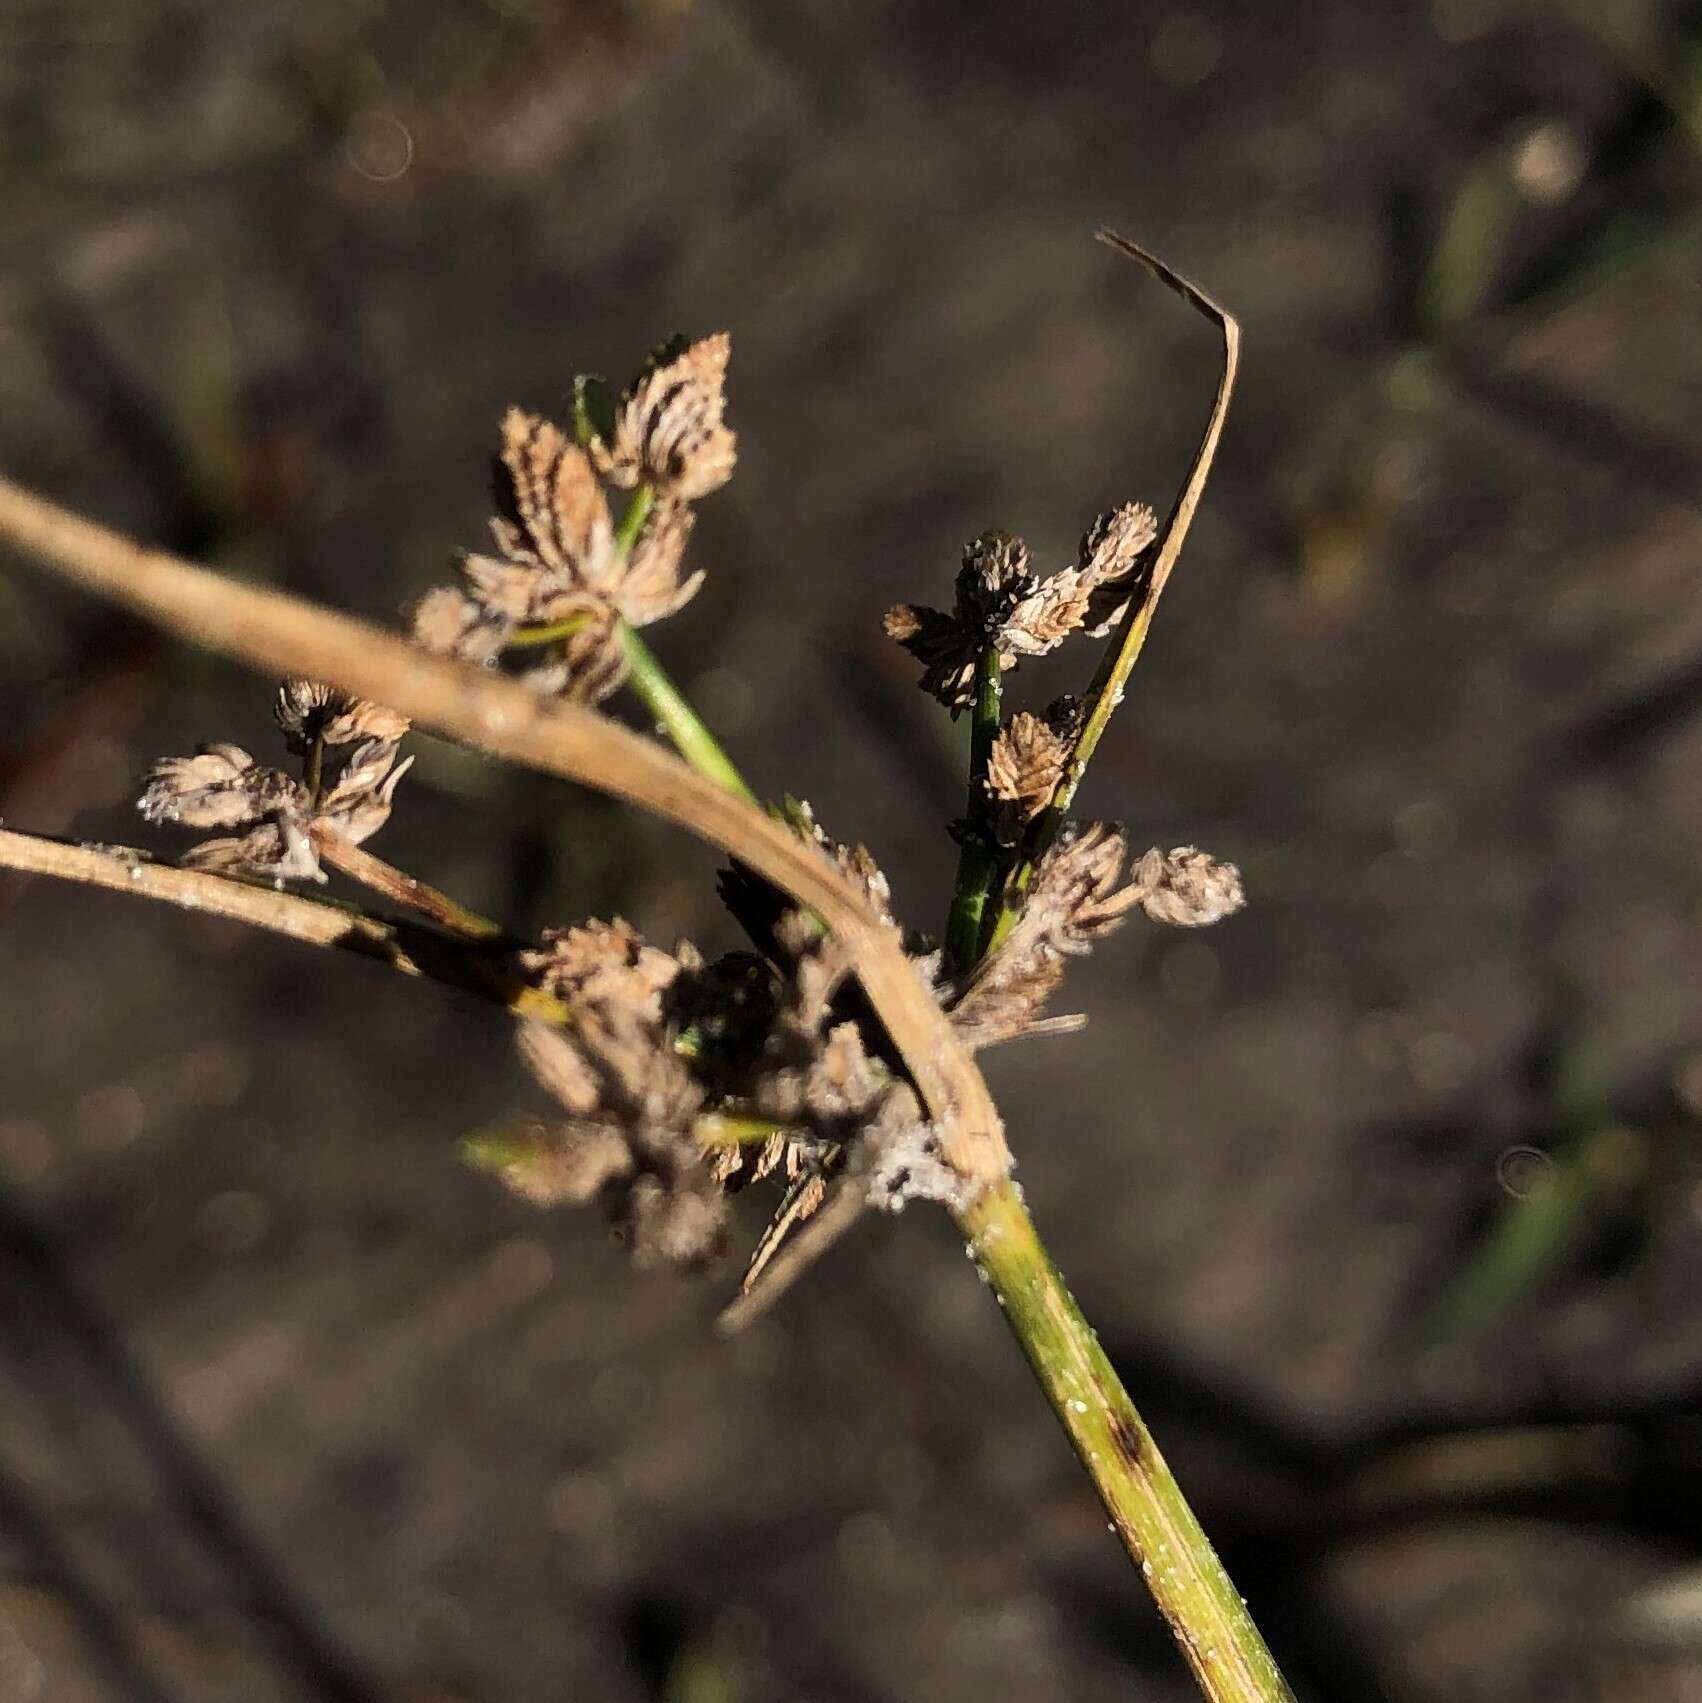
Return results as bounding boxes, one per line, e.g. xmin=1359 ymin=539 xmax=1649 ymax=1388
xmin=1054 ymin=228 xmax=1241 ymax=817
xmin=0 ymin=827 xmax=570 ymax=1021
xmin=0 ymin=828 xmax=422 ymax=961
xmin=0 ymin=474 xmax=1010 ymax=1188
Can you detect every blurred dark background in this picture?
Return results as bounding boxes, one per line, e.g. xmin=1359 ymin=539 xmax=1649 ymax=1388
xmin=2 ymin=1 xmax=1701 ymax=1698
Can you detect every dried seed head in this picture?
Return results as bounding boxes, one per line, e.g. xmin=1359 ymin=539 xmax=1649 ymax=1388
xmin=410 ymin=584 xmax=503 ymax=663
xmin=511 ymin=1013 xmax=725 ymax=1272
xmin=274 ymin=680 xmax=410 ymax=752
xmin=1078 ymin=503 xmax=1159 ymax=638
xmin=139 ymin=744 xmax=278 ymax=830
xmin=945 ymin=948 xmax=1066 ymax=1051
xmin=985 ymin=711 xmax=1069 ymax=844
xmin=516 ymin=1019 xmax=601 ymax=1116
xmin=414 ymin=380 xmax=712 ymax=704
xmin=315 ymin=738 xmax=414 ymax=847
xmin=1129 ymin=845 xmax=1246 ymax=927
xmin=460 ymin=550 xmax=548 ymax=621
xmin=619 ymin=498 xmax=703 ymax=627
xmin=138 ymin=748 xmax=326 ymax=883
xmin=491 ymin=407 xmax=616 ymax=582
xmin=142 ymin=704 xmax=410 ymax=882
xmin=1030 ymin=822 xmax=1144 ymax=951
xmin=956 ymin=530 xmax=1033 ymax=625
xmin=520 ymin=918 xmax=687 ymax=1020
xmin=470 ymin=1117 xmax=635 ymax=1208
xmin=882 ymin=602 xmax=982 ymax=710
xmin=601 ymin=334 xmax=737 ymax=501
xmin=885 ymin=509 xmax=1155 ymax=710
xmin=943 ymin=823 xmax=1133 ymax=1043
xmin=622 ymin=1172 xmax=729 ymax=1271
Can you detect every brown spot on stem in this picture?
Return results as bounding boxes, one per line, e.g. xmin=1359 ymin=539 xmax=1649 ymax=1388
xmin=1107 ymin=1408 xmax=1148 ymax=1472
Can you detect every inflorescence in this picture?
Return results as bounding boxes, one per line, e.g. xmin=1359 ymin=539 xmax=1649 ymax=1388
xmin=130 ymin=332 xmax=1244 ymax=1294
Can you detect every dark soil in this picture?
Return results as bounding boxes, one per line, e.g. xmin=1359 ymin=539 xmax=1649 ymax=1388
xmin=2 ymin=2 xmax=1700 ymax=1699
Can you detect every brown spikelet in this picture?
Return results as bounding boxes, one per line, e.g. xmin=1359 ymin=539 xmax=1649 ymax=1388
xmin=1001 ymin=566 xmax=1095 ymax=656
xmin=985 ymin=711 xmax=1069 ymax=844
xmin=511 ymin=598 xmax=628 ymax=705
xmin=943 ymin=823 xmax=1137 ymax=1048
xmin=1030 ymin=822 xmax=1144 ymax=950
xmin=492 ymin=408 xmax=615 ymax=581
xmin=139 ymin=744 xmax=274 ymax=830
xmin=603 ymin=334 xmax=737 ymax=501
xmin=519 ymin=917 xmax=687 ymax=1018
xmin=884 ymin=510 xmax=1156 ymax=709
xmin=274 ymin=680 xmax=411 ymax=752
xmin=509 ymin=1010 xmax=727 ymax=1273
xmin=619 ymin=498 xmax=703 ymax=626
xmin=315 ymin=739 xmax=413 ymax=847
xmin=1128 ymin=845 xmax=1246 ymax=927
xmin=142 ymin=709 xmax=413 ymax=881
xmin=478 ymin=1117 xmax=636 ymax=1208
xmin=945 ymin=945 xmax=1066 ymax=1051
xmin=410 ymin=584 xmax=502 ymax=663
xmin=1078 ymin=501 xmax=1159 ymax=635
xmin=181 ymin=820 xmax=324 ymax=885
xmin=515 ymin=1019 xmax=601 ymax=1116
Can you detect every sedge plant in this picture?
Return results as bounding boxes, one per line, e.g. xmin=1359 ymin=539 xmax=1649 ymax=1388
xmin=0 ymin=231 xmax=1293 ymax=1703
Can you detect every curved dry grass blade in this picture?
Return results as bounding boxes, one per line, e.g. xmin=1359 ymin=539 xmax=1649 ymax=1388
xmin=0 ymin=474 xmax=1009 ymax=1186
xmin=1056 ymin=229 xmax=1242 ymax=810
xmin=0 ymin=825 xmax=563 ymax=1020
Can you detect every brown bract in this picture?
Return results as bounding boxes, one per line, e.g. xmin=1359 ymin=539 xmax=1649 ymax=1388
xmin=519 ymin=917 xmax=690 ymax=1017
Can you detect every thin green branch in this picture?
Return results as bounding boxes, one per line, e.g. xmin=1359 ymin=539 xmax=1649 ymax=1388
xmin=614 ymin=484 xmax=655 ymax=555
xmin=506 ymin=612 xmax=595 ymax=648
xmin=618 ymin=620 xmax=757 ymax=805
xmin=943 ymin=645 xmax=1004 ymax=968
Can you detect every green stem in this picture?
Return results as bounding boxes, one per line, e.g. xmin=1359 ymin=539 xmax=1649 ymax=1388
xmin=959 ymin=1181 xmax=1295 ymax=1703
xmin=507 ymin=612 xmax=595 ymax=648
xmin=614 ymin=484 xmax=654 ymax=555
xmin=618 ymin=621 xmax=757 ymax=805
xmin=943 ymin=646 xmax=1004 ymax=969
xmin=694 ymin=1109 xmax=789 ymax=1148
xmin=597 ymin=588 xmax=1291 ymax=1701
xmin=980 ymin=594 xmax=1163 ymax=956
